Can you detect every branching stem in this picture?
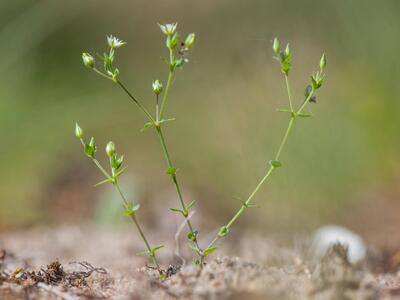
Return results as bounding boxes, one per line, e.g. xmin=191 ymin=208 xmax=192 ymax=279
xmin=114 ymin=78 xmax=204 ymax=260
xmin=156 ymin=126 xmax=203 ymax=255
xmin=80 ymin=138 xmax=162 ymax=274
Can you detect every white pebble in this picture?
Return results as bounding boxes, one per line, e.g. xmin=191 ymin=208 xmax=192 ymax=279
xmin=310 ymin=225 xmax=366 ymax=263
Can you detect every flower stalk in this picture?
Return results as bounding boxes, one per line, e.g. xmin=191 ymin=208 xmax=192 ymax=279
xmin=74 ymin=124 xmax=164 ymax=276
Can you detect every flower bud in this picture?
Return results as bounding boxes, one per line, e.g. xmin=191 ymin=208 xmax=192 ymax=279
xmin=272 ymin=38 xmax=280 ymax=54
xmin=82 ymin=53 xmax=94 ymax=68
xmin=184 ymin=33 xmax=195 ymax=49
xmin=75 ymin=123 xmax=83 ymax=139
xmin=112 ymin=69 xmax=119 ymax=82
xmin=166 ymin=32 xmax=179 ymax=50
xmin=106 ymin=141 xmax=116 ymax=157
xmin=152 ymin=80 xmax=163 ymax=95
xmin=320 ymin=53 xmax=327 ymax=70
xmin=84 ymin=137 xmax=97 ymax=158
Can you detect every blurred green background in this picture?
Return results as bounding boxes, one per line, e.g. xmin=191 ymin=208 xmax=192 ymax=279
xmin=1 ymin=0 xmax=399 ymax=240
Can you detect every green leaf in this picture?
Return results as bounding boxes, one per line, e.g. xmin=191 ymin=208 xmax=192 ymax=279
xmin=113 ymin=166 xmax=127 ymax=178
xmin=150 ymin=245 xmax=164 ymax=257
xmin=218 ymin=226 xmax=229 ymax=237
xmin=169 ymin=208 xmax=183 ymax=214
xmin=297 ymin=113 xmax=312 ymax=118
xmin=242 ymin=201 xmax=258 ymax=208
xmin=141 ymin=121 xmax=155 ymax=131
xmin=166 ymin=167 xmax=177 ymax=175
xmin=269 ymin=160 xmax=282 ymax=168
xmin=94 ymin=177 xmax=113 ymax=187
xmin=159 ymin=118 xmax=176 ymax=125
xmin=276 ymin=108 xmax=292 ymax=114
xmin=203 ymin=246 xmax=218 ymax=256
xmin=124 ymin=203 xmax=140 ymax=216
xmin=186 ymin=200 xmax=196 ymax=211
xmin=136 ymin=250 xmax=151 ymax=256
xmin=189 ymin=243 xmax=200 ymax=253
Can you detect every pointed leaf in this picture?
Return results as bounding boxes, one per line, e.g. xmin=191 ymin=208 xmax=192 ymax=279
xmin=186 ymin=200 xmax=196 ymax=211
xmin=136 ymin=250 xmax=151 ymax=256
xmin=297 ymin=113 xmax=312 ymax=118
xmin=94 ymin=177 xmax=113 ymax=187
xmin=169 ymin=208 xmax=183 ymax=214
xmin=269 ymin=160 xmax=282 ymax=168
xmin=159 ymin=118 xmax=176 ymax=125
xmin=276 ymin=108 xmax=292 ymax=113
xmin=150 ymin=245 xmax=164 ymax=257
xmin=189 ymin=243 xmax=200 ymax=253
xmin=114 ymin=166 xmax=127 ymax=178
xmin=141 ymin=122 xmax=155 ymax=131
xmin=124 ymin=203 xmax=140 ymax=217
xmin=203 ymin=246 xmax=218 ymax=256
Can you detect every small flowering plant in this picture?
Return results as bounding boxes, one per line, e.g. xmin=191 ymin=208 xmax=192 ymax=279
xmin=76 ymin=23 xmax=327 ymax=273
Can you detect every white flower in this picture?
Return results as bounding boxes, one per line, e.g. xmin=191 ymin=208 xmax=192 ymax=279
xmin=107 ymin=35 xmax=126 ymax=49
xmin=158 ymin=23 xmax=178 ymax=36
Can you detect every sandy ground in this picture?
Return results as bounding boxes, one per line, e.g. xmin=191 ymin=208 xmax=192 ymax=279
xmin=1 ymin=225 xmax=400 ymax=300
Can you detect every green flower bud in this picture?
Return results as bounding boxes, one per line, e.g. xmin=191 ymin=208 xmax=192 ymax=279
xmin=112 ymin=69 xmax=119 ymax=82
xmin=152 ymin=80 xmax=163 ymax=95
xmin=75 ymin=123 xmax=83 ymax=139
xmin=320 ymin=53 xmax=327 ymax=70
xmin=184 ymin=33 xmax=195 ymax=49
xmin=111 ymin=154 xmax=123 ymax=170
xmin=82 ymin=53 xmax=94 ymax=68
xmin=106 ymin=141 xmax=116 ymax=157
xmin=158 ymin=23 xmax=178 ymax=36
xmin=166 ymin=32 xmax=179 ymax=50
xmin=272 ymin=37 xmax=280 ymax=54
xmin=84 ymin=137 xmax=97 ymax=158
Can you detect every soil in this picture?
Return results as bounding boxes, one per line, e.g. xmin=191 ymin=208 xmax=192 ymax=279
xmin=0 ymin=225 xmax=399 ymax=300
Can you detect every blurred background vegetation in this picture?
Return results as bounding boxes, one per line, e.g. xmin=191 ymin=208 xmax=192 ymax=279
xmin=1 ymin=0 xmax=399 ymax=244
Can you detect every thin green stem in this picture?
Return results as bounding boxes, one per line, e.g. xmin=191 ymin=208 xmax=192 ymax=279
xmin=156 ymin=126 xmax=203 ymax=255
xmin=93 ymin=158 xmax=112 ymax=179
xmin=159 ymin=70 xmax=173 ymax=120
xmin=93 ymin=68 xmax=113 ymax=81
xmin=297 ymin=87 xmax=315 ymax=114
xmin=113 ymin=79 xmax=203 ymax=259
xmin=285 ymin=75 xmax=294 ymax=112
xmin=156 ymin=94 xmax=159 ymax=123
xmin=275 ymin=117 xmax=295 ymax=160
xmin=117 ymin=80 xmax=156 ymax=124
xmin=205 ymin=81 xmax=316 ymax=251
xmin=114 ymin=182 xmax=161 ymax=271
xmin=81 ymin=138 xmax=162 ymax=273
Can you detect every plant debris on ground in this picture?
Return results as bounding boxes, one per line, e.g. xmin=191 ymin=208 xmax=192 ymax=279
xmin=1 ymin=226 xmax=400 ymax=299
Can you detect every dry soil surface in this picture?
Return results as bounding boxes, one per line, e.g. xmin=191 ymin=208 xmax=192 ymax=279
xmin=0 ymin=225 xmax=400 ymax=300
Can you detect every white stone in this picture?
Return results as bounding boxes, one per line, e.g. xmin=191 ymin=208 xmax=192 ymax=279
xmin=310 ymin=225 xmax=367 ymax=263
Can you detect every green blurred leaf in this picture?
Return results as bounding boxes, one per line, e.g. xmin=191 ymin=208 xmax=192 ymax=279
xmin=203 ymin=246 xmax=218 ymax=256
